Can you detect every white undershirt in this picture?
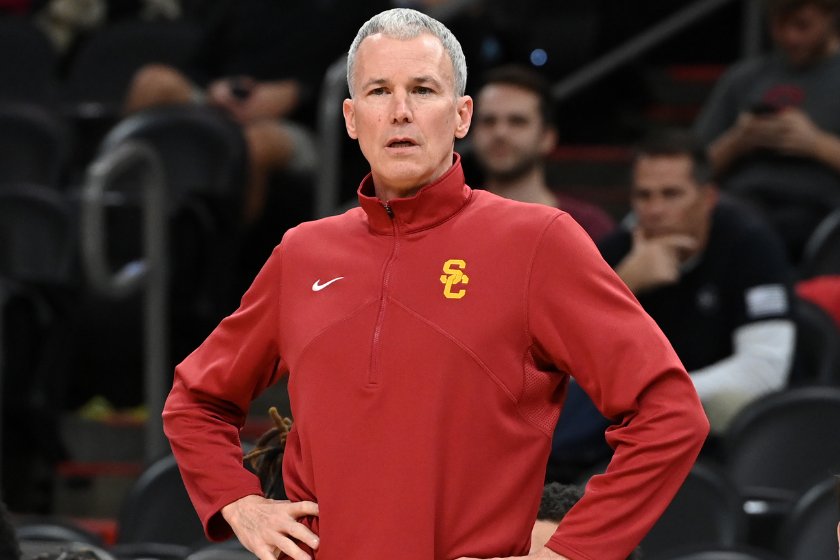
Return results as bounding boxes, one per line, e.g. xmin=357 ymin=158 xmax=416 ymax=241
xmin=690 ymin=319 xmax=796 ymax=434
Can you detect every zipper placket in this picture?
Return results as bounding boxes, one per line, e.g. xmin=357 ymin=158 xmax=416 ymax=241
xmin=369 ymin=204 xmax=398 ymax=387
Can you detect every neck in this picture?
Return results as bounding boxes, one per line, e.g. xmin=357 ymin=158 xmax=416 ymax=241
xmin=485 ymin=165 xmax=557 ymax=207
xmin=373 ymin=155 xmax=455 ymax=203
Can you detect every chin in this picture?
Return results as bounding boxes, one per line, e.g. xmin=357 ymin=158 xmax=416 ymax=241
xmin=377 ymin=161 xmax=434 ymax=191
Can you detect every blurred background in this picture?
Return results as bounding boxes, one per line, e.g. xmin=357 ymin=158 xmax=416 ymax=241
xmin=1 ymin=0 xmax=840 ymax=559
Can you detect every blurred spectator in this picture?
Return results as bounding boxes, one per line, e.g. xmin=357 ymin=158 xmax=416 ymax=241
xmin=531 ymin=483 xmax=641 ymax=560
xmin=471 ymin=64 xmax=616 ymax=242
xmin=695 ymin=0 xmax=840 ymax=262
xmin=600 ymin=129 xmax=795 ymax=434
xmin=123 ymin=0 xmax=386 ymax=225
xmin=33 ymin=0 xmax=181 ymax=54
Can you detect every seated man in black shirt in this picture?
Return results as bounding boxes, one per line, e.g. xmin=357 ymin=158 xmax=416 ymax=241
xmin=599 ymin=129 xmax=795 ymax=434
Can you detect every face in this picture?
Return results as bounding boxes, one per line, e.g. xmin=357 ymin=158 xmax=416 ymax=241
xmin=530 ymin=520 xmax=559 ymax=553
xmin=631 ymin=155 xmax=716 ymax=240
xmin=343 ymin=33 xmax=472 ymax=198
xmin=770 ymin=4 xmax=839 ymax=66
xmin=472 ymin=84 xmax=556 ymax=180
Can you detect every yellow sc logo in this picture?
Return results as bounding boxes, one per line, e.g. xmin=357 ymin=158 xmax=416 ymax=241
xmin=440 ymin=259 xmax=469 ymax=299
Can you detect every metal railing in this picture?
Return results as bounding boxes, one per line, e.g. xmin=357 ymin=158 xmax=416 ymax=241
xmin=552 ymin=0 xmax=758 ymax=102
xmin=314 ymin=0 xmax=764 ymax=217
xmin=80 ymin=140 xmax=170 ymax=464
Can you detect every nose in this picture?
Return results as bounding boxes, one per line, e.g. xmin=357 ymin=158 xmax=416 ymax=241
xmin=390 ymin=89 xmax=413 ymax=124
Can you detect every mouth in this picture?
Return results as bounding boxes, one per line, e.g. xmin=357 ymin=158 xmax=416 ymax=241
xmin=387 ymin=138 xmax=418 ymax=149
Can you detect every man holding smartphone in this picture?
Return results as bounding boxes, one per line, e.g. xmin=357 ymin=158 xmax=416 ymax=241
xmin=694 ymin=0 xmax=840 ymax=261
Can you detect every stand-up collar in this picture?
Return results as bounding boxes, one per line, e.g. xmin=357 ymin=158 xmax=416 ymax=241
xmin=358 ymin=153 xmax=472 ymax=235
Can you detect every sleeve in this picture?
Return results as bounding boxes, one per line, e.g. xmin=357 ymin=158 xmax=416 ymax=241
xmin=527 ymin=215 xmax=709 ymax=560
xmin=693 ymin=65 xmax=745 ymax=148
xmin=691 ymin=319 xmax=795 ymax=434
xmin=162 ymin=243 xmax=289 ymax=542
xmin=730 ymin=215 xmax=794 ymax=329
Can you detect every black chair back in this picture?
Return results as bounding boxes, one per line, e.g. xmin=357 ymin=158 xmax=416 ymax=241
xmin=0 ymin=18 xmax=57 ymax=106
xmin=778 ymin=477 xmax=840 ymax=560
xmin=0 ymin=184 xmax=74 ymax=283
xmin=790 ymin=297 xmax=840 ymax=386
xmin=801 ymin=208 xmax=840 ymax=279
xmin=651 ymin=547 xmax=785 ymax=560
xmin=641 ymin=461 xmax=746 ymax=560
xmin=724 ymin=387 xmax=840 ymax=503
xmin=0 ymin=102 xmax=68 ymax=188
xmin=99 ymin=105 xmax=246 ymax=206
xmin=117 ymin=454 xmax=208 ymax=547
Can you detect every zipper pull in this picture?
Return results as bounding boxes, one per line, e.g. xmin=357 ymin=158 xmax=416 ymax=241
xmin=384 ymin=204 xmax=394 ymax=218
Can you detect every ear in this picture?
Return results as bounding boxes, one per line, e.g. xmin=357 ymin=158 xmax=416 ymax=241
xmin=540 ymin=125 xmax=558 ymax=156
xmin=343 ymin=98 xmax=358 ymax=140
xmin=454 ymin=95 xmax=473 ymax=139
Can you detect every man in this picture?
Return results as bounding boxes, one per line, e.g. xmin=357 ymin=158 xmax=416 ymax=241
xmin=530 ymin=484 xmax=640 ymax=560
xmin=599 ymin=130 xmax=795 ymax=434
xmin=471 ymin=64 xmax=615 ymax=242
xmin=694 ymin=0 xmax=840 ymax=261
xmin=163 ymin=10 xmax=708 ymax=560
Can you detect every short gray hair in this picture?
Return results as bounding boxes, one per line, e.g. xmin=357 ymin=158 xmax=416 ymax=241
xmin=347 ymin=8 xmax=467 ymax=98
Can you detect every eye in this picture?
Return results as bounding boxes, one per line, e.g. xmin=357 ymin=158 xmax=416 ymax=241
xmin=508 ymin=115 xmax=529 ymax=127
xmin=370 ymin=87 xmax=387 ymax=96
xmin=414 ymin=86 xmax=433 ymax=95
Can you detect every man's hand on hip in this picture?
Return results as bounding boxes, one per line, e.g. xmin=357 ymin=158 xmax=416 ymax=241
xmin=221 ymin=494 xmax=319 ymax=560
xmin=456 ymin=546 xmax=568 ymax=560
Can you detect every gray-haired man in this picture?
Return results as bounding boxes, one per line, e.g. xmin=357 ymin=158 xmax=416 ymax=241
xmin=164 ymin=9 xmax=708 ymax=560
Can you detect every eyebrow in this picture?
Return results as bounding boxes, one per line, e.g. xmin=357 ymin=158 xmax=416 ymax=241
xmin=410 ymin=76 xmax=443 ymax=89
xmin=360 ymin=76 xmax=445 ymax=91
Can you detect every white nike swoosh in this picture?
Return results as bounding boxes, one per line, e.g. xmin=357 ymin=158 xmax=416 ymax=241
xmin=312 ymin=277 xmax=344 ymax=291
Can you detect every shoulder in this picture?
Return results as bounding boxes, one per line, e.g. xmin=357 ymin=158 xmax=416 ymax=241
xmin=280 ymin=206 xmax=369 ymax=251
xmin=467 ymin=189 xmax=565 ymax=235
xmin=711 ymin=199 xmax=783 ymax=250
xmin=707 ymin=199 xmax=792 ymax=281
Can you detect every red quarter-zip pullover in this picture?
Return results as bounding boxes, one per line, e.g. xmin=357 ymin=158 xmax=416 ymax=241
xmin=163 ymin=155 xmax=708 ymax=560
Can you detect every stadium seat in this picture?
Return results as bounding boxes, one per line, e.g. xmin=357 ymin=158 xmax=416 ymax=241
xmin=800 ymin=208 xmax=840 ymax=279
xmin=115 ymin=454 xmax=209 ymax=549
xmin=19 ymin=540 xmax=118 ymax=560
xmin=98 ymin=105 xmax=248 ymax=357
xmin=0 ymin=102 xmax=69 ymax=189
xmin=789 ymin=297 xmax=840 ymax=386
xmin=724 ymin=387 xmax=840 ymax=499
xmin=186 ymin=539 xmax=255 ymax=560
xmin=0 ymin=18 xmax=57 ymax=106
xmin=99 ymin=105 xmax=246 ymax=206
xmin=64 ymin=21 xmax=203 ymax=116
xmin=650 ymin=546 xmax=785 ymax=560
xmin=16 ymin=520 xmax=102 ymax=546
xmin=723 ymin=387 xmax=840 ymax=548
xmin=778 ymin=477 xmax=840 ymax=560
xmin=641 ymin=461 xmax=746 ymax=559
xmin=0 ymin=183 xmax=75 ymax=283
